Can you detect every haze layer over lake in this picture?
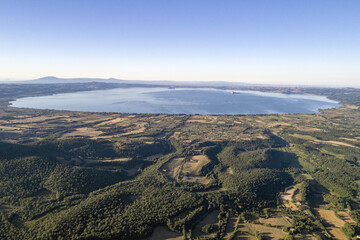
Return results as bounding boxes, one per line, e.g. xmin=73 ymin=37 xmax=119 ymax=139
xmin=10 ymin=87 xmax=341 ymax=115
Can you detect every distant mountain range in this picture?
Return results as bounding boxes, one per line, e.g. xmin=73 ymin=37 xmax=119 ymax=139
xmin=8 ymin=76 xmax=265 ymax=87
xmin=23 ymin=76 xmax=126 ymax=84
xmin=0 ymin=76 xmax=324 ymax=88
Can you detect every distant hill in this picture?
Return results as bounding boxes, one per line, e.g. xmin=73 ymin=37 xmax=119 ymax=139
xmin=0 ymin=76 xmax=349 ymax=88
xmin=16 ymin=76 xmax=259 ymax=87
xmin=21 ymin=76 xmax=127 ymax=84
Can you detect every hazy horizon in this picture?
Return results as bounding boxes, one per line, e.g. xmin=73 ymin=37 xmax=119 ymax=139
xmin=1 ymin=0 xmax=360 ymax=87
xmin=1 ymin=76 xmax=359 ymax=88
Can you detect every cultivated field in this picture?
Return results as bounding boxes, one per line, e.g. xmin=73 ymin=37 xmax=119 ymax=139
xmin=314 ymin=208 xmax=347 ymax=240
xmin=146 ymin=226 xmax=182 ymax=240
xmin=258 ymin=216 xmax=291 ymax=228
xmin=238 ymin=223 xmax=287 ymax=239
xmin=193 ymin=210 xmax=219 ymax=238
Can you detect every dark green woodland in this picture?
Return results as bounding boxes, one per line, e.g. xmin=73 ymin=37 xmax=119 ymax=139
xmin=1 ymin=83 xmax=360 ymax=239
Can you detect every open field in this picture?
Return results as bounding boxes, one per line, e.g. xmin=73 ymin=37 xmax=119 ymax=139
xmin=223 ymin=213 xmax=239 ymax=239
xmin=61 ymin=127 xmax=104 ymax=138
xmin=314 ymin=208 xmax=347 ymax=240
xmin=193 ymin=210 xmax=219 ymax=238
xmin=160 ymin=155 xmax=211 ymax=184
xmin=119 ymin=123 xmax=147 ymax=136
xmin=280 ymin=188 xmax=299 ymax=211
xmin=314 ymin=208 xmax=345 ymax=228
xmin=327 ymin=228 xmax=347 ymax=240
xmin=182 ymin=155 xmax=210 ymax=175
xmin=225 ymin=167 xmax=233 ymax=175
xmin=294 ymin=234 xmax=316 ymax=240
xmin=161 ymin=157 xmax=184 ymax=179
xmin=96 ymin=117 xmax=127 ymax=126
xmin=0 ymin=125 xmax=22 ymax=130
xmin=258 ymin=216 xmax=291 ymax=228
xmin=146 ymin=226 xmax=182 ymax=240
xmin=7 ymin=115 xmax=68 ymax=123
xmin=238 ymin=223 xmax=287 ymax=239
xmin=291 ymin=133 xmax=359 ymax=148
xmin=235 ymin=235 xmax=254 ymax=240
xmin=83 ymin=157 xmax=131 ymax=166
xmin=182 ymin=176 xmax=210 ymax=184
xmin=281 ymin=188 xmax=295 ymax=202
xmin=337 ymin=211 xmax=356 ymax=225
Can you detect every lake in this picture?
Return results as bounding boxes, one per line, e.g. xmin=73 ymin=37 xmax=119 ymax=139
xmin=9 ymin=87 xmax=341 ymax=115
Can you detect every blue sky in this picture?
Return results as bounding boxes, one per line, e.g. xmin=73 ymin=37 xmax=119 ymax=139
xmin=1 ymin=0 xmax=360 ymax=86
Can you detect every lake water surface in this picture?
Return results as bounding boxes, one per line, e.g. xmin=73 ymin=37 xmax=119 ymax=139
xmin=10 ymin=87 xmax=341 ymax=115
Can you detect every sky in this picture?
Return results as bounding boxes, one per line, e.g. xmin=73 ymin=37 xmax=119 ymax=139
xmin=1 ymin=0 xmax=360 ymax=87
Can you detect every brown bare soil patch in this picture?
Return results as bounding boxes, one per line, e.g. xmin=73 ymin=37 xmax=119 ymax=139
xmin=281 ymin=188 xmax=295 ymax=202
xmin=9 ymin=115 xmax=66 ymax=123
xmin=256 ymin=135 xmax=268 ymax=140
xmin=83 ymin=116 xmax=114 ymax=124
xmin=236 ymin=235 xmax=254 ymax=240
xmin=161 ymin=158 xmax=184 ymax=179
xmin=293 ymin=189 xmax=302 ymax=202
xmin=239 ymin=223 xmax=287 ymax=239
xmin=345 ymin=104 xmax=359 ymax=110
xmin=324 ymin=140 xmax=358 ymax=148
xmin=315 ymin=208 xmax=345 ymax=227
xmin=258 ymin=216 xmax=291 ymax=228
xmin=187 ymin=119 xmax=209 ymax=123
xmin=170 ymin=131 xmax=181 ymax=139
xmin=182 ymin=176 xmax=210 ymax=185
xmin=223 ymin=213 xmax=239 ymax=239
xmin=300 ymin=174 xmax=313 ymax=180
xmin=146 ymin=226 xmax=182 ymax=240
xmin=295 ymin=126 xmax=323 ymax=132
xmin=193 ymin=210 xmax=219 ymax=238
xmin=187 ymin=116 xmax=218 ymax=124
xmin=290 ymin=134 xmax=358 ymax=148
xmin=96 ymin=117 xmax=127 ymax=126
xmin=182 ymin=155 xmax=210 ymax=175
xmin=13 ymin=124 xmax=34 ymax=129
xmin=0 ymin=125 xmax=22 ymax=130
xmin=290 ymin=134 xmax=318 ymax=141
xmin=294 ymin=234 xmax=316 ymax=240
xmin=61 ymin=127 xmax=103 ymax=138
xmin=337 ymin=211 xmax=356 ymax=225
xmin=268 ymin=122 xmax=291 ymax=127
xmin=101 ymin=158 xmax=131 ymax=162
xmin=339 ymin=137 xmax=358 ymax=142
xmin=180 ymin=155 xmax=210 ymax=185
xmin=119 ymin=123 xmax=147 ymax=136
xmin=281 ymin=188 xmax=298 ymax=211
xmin=12 ymin=115 xmax=32 ymax=119
xmin=328 ymin=227 xmax=347 ymax=240
xmin=65 ymin=115 xmax=113 ymax=124
xmin=225 ymin=167 xmax=234 ymax=175
xmin=84 ymin=158 xmax=131 ymax=165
